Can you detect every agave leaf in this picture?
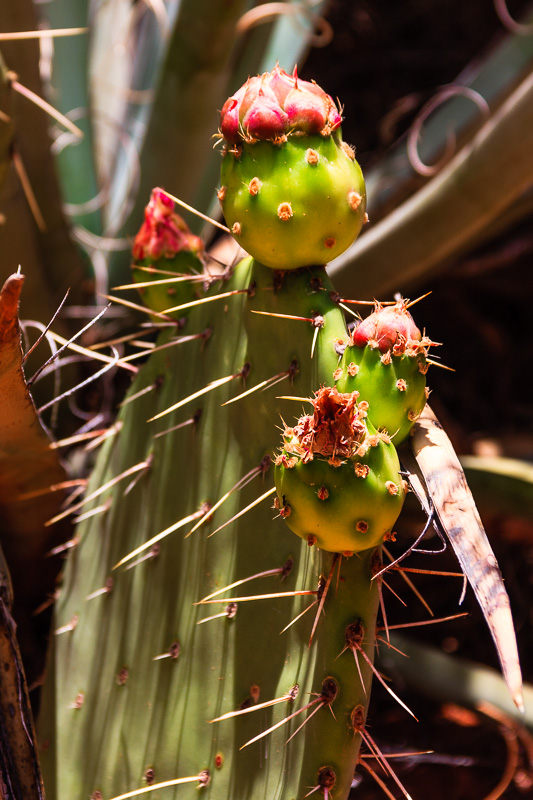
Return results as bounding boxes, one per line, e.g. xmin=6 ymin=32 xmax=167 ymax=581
xmin=402 ymin=405 xmax=523 ymax=711
xmin=0 ymin=0 xmax=85 ymax=316
xmin=330 ymin=69 xmax=533 ymax=297
xmin=0 ymin=545 xmax=45 ymax=800
xmin=364 ymin=7 xmax=533 ymax=222
xmin=461 ymin=455 xmax=533 ymax=522
xmin=0 ymin=273 xmax=69 ymax=638
xmin=0 ymin=50 xmax=13 ymax=190
xmin=383 ymin=634 xmax=533 ymax=726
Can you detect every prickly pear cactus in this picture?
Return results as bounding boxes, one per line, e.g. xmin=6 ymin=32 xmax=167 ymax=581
xmin=132 ymin=188 xmax=205 ymax=317
xmin=40 ymin=68 xmax=423 ymax=800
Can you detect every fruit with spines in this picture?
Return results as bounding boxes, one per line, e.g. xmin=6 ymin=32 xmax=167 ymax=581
xmin=132 ymin=188 xmax=204 ymax=316
xmin=218 ymin=66 xmax=366 ymax=269
xmin=336 ymin=298 xmax=435 ymax=443
xmin=274 ymin=386 xmax=405 ymax=553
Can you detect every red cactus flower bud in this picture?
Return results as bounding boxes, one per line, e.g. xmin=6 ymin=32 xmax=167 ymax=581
xmin=242 ymin=88 xmax=288 ymax=140
xmin=219 ymin=65 xmax=342 ymax=143
xmin=352 ymin=301 xmax=421 ymax=353
xmin=132 ymin=188 xmax=203 ymax=262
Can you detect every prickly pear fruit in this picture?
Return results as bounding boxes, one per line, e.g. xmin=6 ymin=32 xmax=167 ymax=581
xmin=335 ymin=299 xmax=434 ymax=443
xmin=274 ymin=386 xmax=405 ymax=553
xmin=218 ymin=66 xmax=366 ymax=269
xmin=132 ymin=188 xmax=204 ymax=316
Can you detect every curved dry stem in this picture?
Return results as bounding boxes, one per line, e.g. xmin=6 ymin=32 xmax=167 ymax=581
xmin=407 ymin=85 xmax=490 ymax=177
xmin=494 ymin=0 xmax=533 ymax=35
xmin=236 ymin=2 xmax=333 ymax=47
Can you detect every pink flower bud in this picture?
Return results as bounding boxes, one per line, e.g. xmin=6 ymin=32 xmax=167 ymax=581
xmin=219 ymin=66 xmax=342 ymax=142
xmin=242 ymin=89 xmax=288 ymax=140
xmin=352 ymin=304 xmax=421 ymax=353
xmin=133 ymin=188 xmax=204 ymax=262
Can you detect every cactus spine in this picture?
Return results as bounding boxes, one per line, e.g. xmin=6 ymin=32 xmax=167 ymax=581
xmin=41 ymin=68 xmax=424 ymax=799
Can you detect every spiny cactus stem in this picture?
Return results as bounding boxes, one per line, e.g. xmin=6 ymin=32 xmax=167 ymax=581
xmin=197 ymin=602 xmax=238 ymax=624
xmin=113 ymin=504 xmax=209 ymax=569
xmin=118 ymin=330 xmax=210 ymax=365
xmin=210 ymin=686 xmax=299 ymax=724
xmin=197 ymin=589 xmax=318 ymax=605
xmin=74 ymin=499 xmax=112 ymax=524
xmin=152 ymin=410 xmax=201 ymax=440
xmin=162 ymin=286 xmax=253 ymax=315
xmin=101 ymin=293 xmax=178 ymax=322
xmin=222 ymin=360 xmax=297 ymax=406
xmin=353 ymin=716 xmax=414 ymax=800
xmin=147 ymin=369 xmax=245 ymax=421
xmin=388 ymin=565 xmax=464 ymax=578
xmin=379 ymin=612 xmax=468 ymax=634
xmin=114 ymin=274 xmax=206 ymax=290
xmin=240 ymin=677 xmax=338 ymax=750
xmin=107 ymin=770 xmax=211 ymax=800
xmin=187 ymin=457 xmax=271 ymax=535
xmin=250 ymin=309 xmax=323 ymax=325
xmin=309 ymin=553 xmax=340 ymax=646
xmin=206 ymin=485 xmax=276 ymax=537
xmin=119 ymin=381 xmax=162 ymax=407
xmin=46 ymin=458 xmax=152 ymax=527
xmin=199 ymin=559 xmax=292 ymax=602
xmin=280 ymin=585 xmax=322 ymax=634
xmin=347 ymin=629 xmax=418 ymax=719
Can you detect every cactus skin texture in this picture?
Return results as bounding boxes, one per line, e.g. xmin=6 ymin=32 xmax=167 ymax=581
xmin=40 ymin=71 xmax=416 ymax=800
xmin=132 ymin=188 xmax=204 ymax=316
xmin=40 ymin=259 xmax=380 ymax=800
xmin=336 ymin=299 xmax=433 ymax=444
xmin=218 ymin=67 xmax=366 ymax=269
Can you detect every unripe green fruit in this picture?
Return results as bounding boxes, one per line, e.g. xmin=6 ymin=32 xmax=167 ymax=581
xmin=275 ymin=422 xmax=405 ymax=554
xmin=274 ymin=387 xmax=405 ymax=553
xmin=219 ymin=134 xmax=366 ymax=269
xmin=335 ymin=344 xmax=428 ymax=445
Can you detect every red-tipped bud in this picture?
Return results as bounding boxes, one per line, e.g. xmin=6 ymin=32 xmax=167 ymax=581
xmin=242 ymin=88 xmax=288 ymax=140
xmin=219 ymin=65 xmax=341 ymax=143
xmin=352 ymin=302 xmax=421 ymax=353
xmin=284 ymin=88 xmax=329 ymax=134
xmin=133 ymin=188 xmax=203 ymax=262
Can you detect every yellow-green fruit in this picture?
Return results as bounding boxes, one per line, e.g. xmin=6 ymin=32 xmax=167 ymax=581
xmin=219 ymin=134 xmax=366 ymax=269
xmin=274 ymin=387 xmax=405 ymax=553
xmin=275 ymin=429 xmax=404 ymax=553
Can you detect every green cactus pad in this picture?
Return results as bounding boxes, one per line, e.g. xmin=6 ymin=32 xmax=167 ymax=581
xmin=219 ymin=134 xmax=366 ymax=269
xmin=40 ymin=260 xmax=381 ymax=800
xmin=132 ymin=252 xmax=203 ymax=317
xmin=274 ymin=388 xmax=405 ymax=553
xmin=336 ymin=344 xmax=428 ymax=444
